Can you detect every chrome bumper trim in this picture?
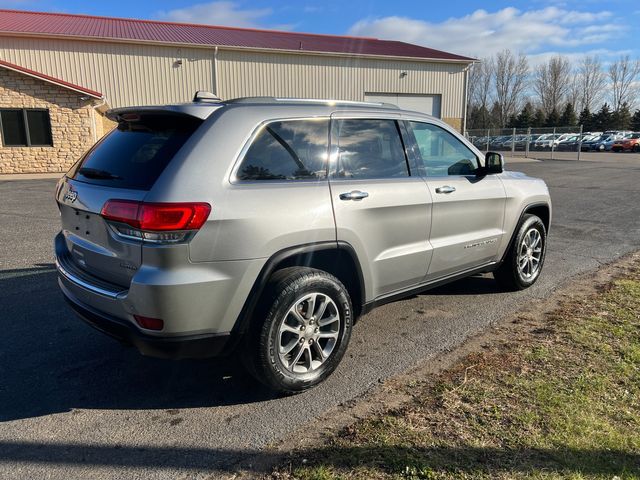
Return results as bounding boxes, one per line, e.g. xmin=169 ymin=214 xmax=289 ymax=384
xmin=55 ymin=258 xmax=126 ymax=299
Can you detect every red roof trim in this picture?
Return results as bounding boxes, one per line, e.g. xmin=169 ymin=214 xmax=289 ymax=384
xmin=0 ymin=8 xmax=379 ymax=41
xmin=0 ymin=58 xmax=103 ymax=99
xmin=0 ymin=9 xmax=475 ymax=62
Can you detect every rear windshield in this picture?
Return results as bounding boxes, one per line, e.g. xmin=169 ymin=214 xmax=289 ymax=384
xmin=69 ymin=114 xmax=202 ymax=190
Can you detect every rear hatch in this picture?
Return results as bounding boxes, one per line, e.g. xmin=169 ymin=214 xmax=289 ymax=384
xmin=56 ymin=110 xmax=204 ymax=288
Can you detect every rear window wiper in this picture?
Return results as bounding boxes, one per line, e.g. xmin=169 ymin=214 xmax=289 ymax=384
xmin=79 ymin=168 xmax=123 ymax=180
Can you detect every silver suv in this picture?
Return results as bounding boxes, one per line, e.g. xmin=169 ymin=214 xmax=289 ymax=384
xmin=55 ymin=94 xmax=551 ymax=393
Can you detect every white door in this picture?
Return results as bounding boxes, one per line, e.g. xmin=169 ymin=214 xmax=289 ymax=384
xmin=364 ymin=93 xmax=442 ymax=118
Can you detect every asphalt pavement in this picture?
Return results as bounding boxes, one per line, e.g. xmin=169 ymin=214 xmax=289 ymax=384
xmin=1 ymin=156 xmax=639 ymax=479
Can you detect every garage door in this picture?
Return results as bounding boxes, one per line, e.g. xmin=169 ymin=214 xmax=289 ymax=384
xmin=364 ymin=93 xmax=441 ymax=118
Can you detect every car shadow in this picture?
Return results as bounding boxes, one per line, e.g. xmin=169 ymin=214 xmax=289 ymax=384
xmin=384 ymin=274 xmax=505 ymax=307
xmin=0 ymin=441 xmax=636 ymax=476
xmin=1 ymin=266 xmax=504 ymax=422
xmin=426 ymin=273 xmax=504 ymax=296
xmin=0 ymin=265 xmax=278 ymax=422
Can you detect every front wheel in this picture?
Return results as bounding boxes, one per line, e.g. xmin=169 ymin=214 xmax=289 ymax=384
xmin=244 ymin=267 xmax=353 ymax=394
xmin=494 ymin=214 xmax=547 ymax=291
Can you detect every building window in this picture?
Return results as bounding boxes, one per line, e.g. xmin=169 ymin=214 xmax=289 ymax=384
xmin=0 ymin=109 xmax=53 ymax=147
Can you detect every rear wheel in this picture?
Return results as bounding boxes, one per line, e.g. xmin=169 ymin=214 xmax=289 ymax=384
xmin=494 ymin=214 xmax=547 ymax=291
xmin=243 ymin=267 xmax=353 ymax=393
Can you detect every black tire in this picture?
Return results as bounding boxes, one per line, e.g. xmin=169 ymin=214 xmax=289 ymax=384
xmin=243 ymin=267 xmax=353 ymax=394
xmin=634 ymin=144 xmax=640 ymax=153
xmin=494 ymin=214 xmax=547 ymax=291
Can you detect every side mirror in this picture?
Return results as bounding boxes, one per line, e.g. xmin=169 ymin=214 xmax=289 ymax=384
xmin=483 ymin=151 xmax=504 ymax=175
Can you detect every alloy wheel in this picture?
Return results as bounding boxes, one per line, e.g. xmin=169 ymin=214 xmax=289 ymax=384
xmin=517 ymin=228 xmax=543 ymax=280
xmin=277 ymin=293 xmax=340 ymax=374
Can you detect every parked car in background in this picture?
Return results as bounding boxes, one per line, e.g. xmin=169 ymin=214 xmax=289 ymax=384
xmin=557 ymin=133 xmax=599 ymax=152
xmin=581 ymin=134 xmax=623 ymax=151
xmin=490 ymin=135 xmax=511 ymax=150
xmin=596 ymin=134 xmax=625 ymax=151
xmin=534 ymin=134 xmax=562 ymax=150
xmin=556 ymin=134 xmax=580 ymax=151
xmin=513 ymin=135 xmax=533 ymax=151
xmin=581 ymin=134 xmax=607 ymax=151
xmin=611 ymin=133 xmax=640 ymax=152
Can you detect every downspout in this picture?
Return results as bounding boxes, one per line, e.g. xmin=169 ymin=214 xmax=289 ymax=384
xmin=462 ymin=62 xmax=474 ymax=135
xmin=90 ymin=97 xmax=107 ymax=142
xmin=213 ymin=46 xmax=219 ymax=97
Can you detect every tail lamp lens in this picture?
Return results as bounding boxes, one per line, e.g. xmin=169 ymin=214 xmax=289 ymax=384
xmin=134 ymin=315 xmax=164 ymax=331
xmin=101 ymin=200 xmax=211 ymax=231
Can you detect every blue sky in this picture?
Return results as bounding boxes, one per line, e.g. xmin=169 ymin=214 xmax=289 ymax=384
xmin=2 ymin=0 xmax=639 ymax=63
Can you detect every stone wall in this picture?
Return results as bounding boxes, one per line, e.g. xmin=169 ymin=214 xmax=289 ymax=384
xmin=0 ymin=68 xmax=99 ymax=173
xmin=442 ymin=117 xmax=463 ymax=132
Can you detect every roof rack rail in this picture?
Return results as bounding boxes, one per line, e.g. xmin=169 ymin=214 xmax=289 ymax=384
xmin=224 ymin=96 xmax=400 ymax=108
xmin=193 ymin=91 xmax=222 ymax=103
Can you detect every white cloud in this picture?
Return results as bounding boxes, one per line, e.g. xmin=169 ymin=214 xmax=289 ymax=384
xmin=156 ymin=1 xmax=273 ymax=28
xmin=527 ymin=48 xmax=633 ymax=68
xmin=348 ymin=7 xmax=623 ymax=59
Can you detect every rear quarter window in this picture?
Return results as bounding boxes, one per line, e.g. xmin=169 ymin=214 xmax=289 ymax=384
xmin=235 ymin=119 xmax=329 ymax=181
xmin=69 ymin=114 xmax=202 ymax=190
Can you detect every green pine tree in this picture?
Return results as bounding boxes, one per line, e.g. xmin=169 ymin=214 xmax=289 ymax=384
xmin=560 ymin=102 xmax=577 ymax=126
xmin=594 ymin=103 xmax=612 ymax=131
xmin=532 ymin=108 xmax=546 ymax=128
xmin=611 ymin=102 xmax=632 ymax=130
xmin=631 ymin=110 xmax=640 ymax=131
xmin=489 ymin=102 xmax=502 ymax=130
xmin=579 ymin=107 xmax=593 ymax=131
xmin=515 ymin=102 xmax=535 ymax=128
xmin=545 ymin=108 xmax=561 ymax=127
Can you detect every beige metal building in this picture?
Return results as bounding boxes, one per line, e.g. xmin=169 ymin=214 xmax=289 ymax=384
xmin=0 ymin=9 xmax=474 ymax=173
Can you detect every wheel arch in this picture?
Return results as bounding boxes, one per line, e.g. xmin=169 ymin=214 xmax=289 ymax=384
xmin=232 ymin=242 xmax=366 ymax=340
xmin=523 ymin=203 xmax=551 ymax=232
xmin=499 ymin=201 xmax=551 ymax=265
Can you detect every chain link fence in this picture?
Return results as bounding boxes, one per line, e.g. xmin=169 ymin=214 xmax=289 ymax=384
xmin=464 ymin=126 xmax=603 ymax=160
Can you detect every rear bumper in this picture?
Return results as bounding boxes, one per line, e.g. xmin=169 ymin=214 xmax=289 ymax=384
xmin=63 ymin=290 xmax=231 ymax=359
xmin=55 ymin=231 xmax=264 ymax=336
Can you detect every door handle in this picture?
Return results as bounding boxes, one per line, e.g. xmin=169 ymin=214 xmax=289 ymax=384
xmin=339 ymin=190 xmax=369 ymax=201
xmin=435 ymin=185 xmax=456 ymax=194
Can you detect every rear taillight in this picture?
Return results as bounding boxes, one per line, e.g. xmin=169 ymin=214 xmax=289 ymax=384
xmin=134 ymin=315 xmax=164 ymax=331
xmin=101 ymin=200 xmax=211 ymax=243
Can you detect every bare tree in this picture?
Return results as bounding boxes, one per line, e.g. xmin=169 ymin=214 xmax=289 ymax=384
xmin=566 ymin=73 xmax=581 ymax=111
xmin=533 ymin=55 xmax=571 ymax=115
xmin=577 ymin=55 xmax=606 ymax=112
xmin=493 ymin=50 xmax=529 ymax=127
xmin=609 ymin=55 xmax=640 ymax=111
xmin=467 ymin=58 xmax=493 ymax=126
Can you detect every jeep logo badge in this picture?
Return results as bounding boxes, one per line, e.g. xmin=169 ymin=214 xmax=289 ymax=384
xmin=63 ymin=188 xmax=78 ymax=203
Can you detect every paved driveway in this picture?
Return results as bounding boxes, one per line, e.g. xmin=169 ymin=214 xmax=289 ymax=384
xmin=1 ymin=157 xmax=639 ymax=479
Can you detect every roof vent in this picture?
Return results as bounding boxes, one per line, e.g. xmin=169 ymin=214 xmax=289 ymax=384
xmin=193 ymin=91 xmax=221 ymax=103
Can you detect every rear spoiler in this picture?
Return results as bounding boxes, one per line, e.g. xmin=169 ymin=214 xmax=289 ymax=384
xmin=107 ymin=104 xmax=222 ymax=122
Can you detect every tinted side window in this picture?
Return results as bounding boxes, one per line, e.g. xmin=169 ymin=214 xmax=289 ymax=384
xmin=332 ymin=119 xmax=409 ymax=179
xmin=237 ymin=119 xmax=328 ymax=181
xmin=408 ymin=121 xmax=478 ymax=176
